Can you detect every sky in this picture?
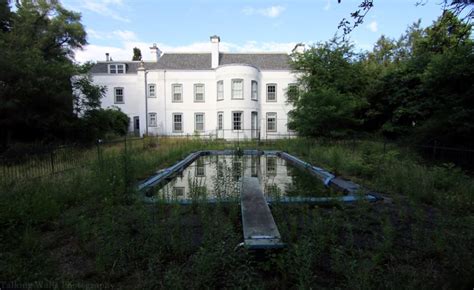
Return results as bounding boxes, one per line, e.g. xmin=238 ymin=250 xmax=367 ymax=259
xmin=60 ymin=0 xmax=446 ymax=63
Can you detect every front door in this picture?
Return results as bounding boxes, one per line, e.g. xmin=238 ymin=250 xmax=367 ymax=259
xmin=133 ymin=116 xmax=140 ymax=137
xmin=251 ymin=112 xmax=259 ymax=139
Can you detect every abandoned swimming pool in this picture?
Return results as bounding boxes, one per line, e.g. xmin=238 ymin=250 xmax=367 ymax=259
xmin=138 ymin=150 xmax=382 ymax=249
xmin=138 ymin=150 xmax=381 ymax=205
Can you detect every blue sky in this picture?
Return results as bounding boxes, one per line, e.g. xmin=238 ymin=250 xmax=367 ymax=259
xmin=61 ymin=0 xmax=446 ymax=62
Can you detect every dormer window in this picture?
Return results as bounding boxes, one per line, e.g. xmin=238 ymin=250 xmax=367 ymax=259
xmin=108 ymin=64 xmax=125 ymax=74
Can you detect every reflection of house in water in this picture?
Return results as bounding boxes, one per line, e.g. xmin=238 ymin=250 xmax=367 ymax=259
xmin=195 ymin=158 xmax=205 ymax=177
xmin=154 ymin=155 xmax=296 ymax=201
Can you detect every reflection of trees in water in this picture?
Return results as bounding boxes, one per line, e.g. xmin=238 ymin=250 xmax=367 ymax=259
xmin=285 ymin=165 xmax=327 ymax=197
xmin=212 ymin=156 xmax=240 ymax=199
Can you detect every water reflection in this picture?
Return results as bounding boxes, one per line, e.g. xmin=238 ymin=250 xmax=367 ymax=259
xmin=146 ymin=155 xmax=328 ymax=202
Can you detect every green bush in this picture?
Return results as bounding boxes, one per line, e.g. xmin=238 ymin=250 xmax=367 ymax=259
xmin=80 ymin=107 xmax=129 ymax=141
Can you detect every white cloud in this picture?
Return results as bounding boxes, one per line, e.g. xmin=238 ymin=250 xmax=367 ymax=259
xmin=78 ymin=0 xmax=130 ymax=22
xmin=86 ymin=29 xmax=105 ymax=40
xmin=242 ymin=5 xmax=286 ymax=18
xmin=85 ymin=29 xmax=137 ymax=42
xmin=367 ymin=21 xmax=378 ymax=32
xmin=112 ymin=30 xmax=137 ymax=41
xmin=74 ymin=38 xmax=300 ymax=63
xmin=324 ymin=0 xmax=331 ymax=11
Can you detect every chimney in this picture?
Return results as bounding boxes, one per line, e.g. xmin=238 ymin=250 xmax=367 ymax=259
xmin=105 ymin=52 xmax=110 ymax=62
xmin=150 ymin=43 xmax=162 ymax=62
xmin=292 ymin=43 xmax=305 ymax=54
xmin=210 ymin=35 xmax=220 ymax=69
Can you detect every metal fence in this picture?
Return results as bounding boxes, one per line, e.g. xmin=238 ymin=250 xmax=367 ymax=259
xmin=0 ymin=137 xmax=146 ymax=184
xmin=1 ymin=135 xmax=473 ymax=184
xmin=413 ymin=144 xmax=474 ymax=170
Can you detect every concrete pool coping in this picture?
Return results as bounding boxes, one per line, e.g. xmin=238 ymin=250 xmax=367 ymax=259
xmin=137 ymin=149 xmax=383 ymax=204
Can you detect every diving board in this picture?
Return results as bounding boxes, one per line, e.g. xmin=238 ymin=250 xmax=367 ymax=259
xmin=240 ymin=177 xmax=285 ymax=249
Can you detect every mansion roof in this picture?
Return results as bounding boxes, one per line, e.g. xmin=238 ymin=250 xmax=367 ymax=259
xmin=91 ymin=53 xmax=292 ymax=73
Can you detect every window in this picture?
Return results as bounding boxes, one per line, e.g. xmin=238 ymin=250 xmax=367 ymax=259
xmin=195 ymin=158 xmax=205 ymax=177
xmin=173 ymin=113 xmax=183 ymax=132
xmin=267 ymin=84 xmax=277 ymax=102
xmin=251 ymin=81 xmax=258 ymax=100
xmin=217 ymin=112 xmax=223 ymax=130
xmin=148 ymin=112 xmax=157 ymax=127
xmin=173 ymin=187 xmax=185 ymax=197
xmin=172 ymin=84 xmax=182 ymax=102
xmin=231 ymin=79 xmax=243 ymax=99
xmin=108 ymin=64 xmax=125 ymax=74
xmin=267 ymin=156 xmax=277 ymax=176
xmin=148 ymin=84 xmax=156 ymax=98
xmin=217 ymin=80 xmax=224 ymax=101
xmin=114 ymin=87 xmax=124 ymax=103
xmin=194 ymin=84 xmax=205 ymax=102
xmin=232 ymin=111 xmax=243 ymax=131
xmin=195 ymin=113 xmax=205 ymax=132
xmin=267 ymin=112 xmax=277 ymax=132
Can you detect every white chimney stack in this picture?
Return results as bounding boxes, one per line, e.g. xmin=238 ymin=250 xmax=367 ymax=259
xmin=210 ymin=35 xmax=220 ymax=69
xmin=292 ymin=43 xmax=305 ymax=54
xmin=105 ymin=52 xmax=110 ymax=62
xmin=150 ymin=43 xmax=162 ymax=62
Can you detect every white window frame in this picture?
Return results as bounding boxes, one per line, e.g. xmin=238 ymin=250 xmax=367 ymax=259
xmin=217 ymin=80 xmax=224 ymax=101
xmin=266 ymin=83 xmax=277 ymax=102
xmin=172 ymin=113 xmax=183 ymax=133
xmin=267 ymin=112 xmax=277 ymax=132
xmin=217 ymin=112 xmax=223 ymax=130
xmin=251 ymin=80 xmax=258 ymax=101
xmin=231 ymin=79 xmax=244 ymax=100
xmin=195 ymin=158 xmax=205 ymax=177
xmin=108 ymin=64 xmax=125 ymax=74
xmin=148 ymin=84 xmax=156 ymax=98
xmin=232 ymin=111 xmax=243 ymax=131
xmin=194 ymin=83 xmax=205 ymax=102
xmin=194 ymin=113 xmax=205 ymax=132
xmin=114 ymin=87 xmax=124 ymax=104
xmin=148 ymin=112 xmax=157 ymax=127
xmin=172 ymin=84 xmax=183 ymax=103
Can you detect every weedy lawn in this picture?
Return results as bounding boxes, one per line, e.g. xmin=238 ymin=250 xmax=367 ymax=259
xmin=1 ymin=138 xmax=472 ymax=289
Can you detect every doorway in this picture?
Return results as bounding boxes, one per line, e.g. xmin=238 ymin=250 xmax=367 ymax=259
xmin=133 ymin=116 xmax=140 ymax=137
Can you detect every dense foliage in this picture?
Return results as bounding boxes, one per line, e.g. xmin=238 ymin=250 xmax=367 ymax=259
xmin=289 ymin=12 xmax=474 ymax=146
xmin=0 ymin=0 xmax=128 ymax=149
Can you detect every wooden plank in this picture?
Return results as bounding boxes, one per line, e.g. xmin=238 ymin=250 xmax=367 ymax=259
xmin=240 ymin=177 xmax=285 ymax=249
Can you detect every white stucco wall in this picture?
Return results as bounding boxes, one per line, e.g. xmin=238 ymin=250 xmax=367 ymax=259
xmin=91 ymin=62 xmax=297 ymax=139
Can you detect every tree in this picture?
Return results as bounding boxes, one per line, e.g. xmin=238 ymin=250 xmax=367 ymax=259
xmin=0 ymin=0 xmax=12 ymax=32
xmin=288 ymin=39 xmax=367 ymax=137
xmin=337 ymin=0 xmax=473 ymax=39
xmin=132 ymin=47 xmax=142 ymax=61
xmin=0 ymin=0 xmax=86 ymax=146
xmin=361 ymin=12 xmax=473 ymax=144
xmin=79 ymin=107 xmax=130 ymax=140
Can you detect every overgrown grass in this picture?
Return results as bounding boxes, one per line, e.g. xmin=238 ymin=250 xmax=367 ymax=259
xmin=0 ymin=137 xmax=472 ymax=289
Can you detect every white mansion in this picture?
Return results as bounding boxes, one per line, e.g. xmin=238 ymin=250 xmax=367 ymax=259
xmin=90 ymin=36 xmax=303 ymax=139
